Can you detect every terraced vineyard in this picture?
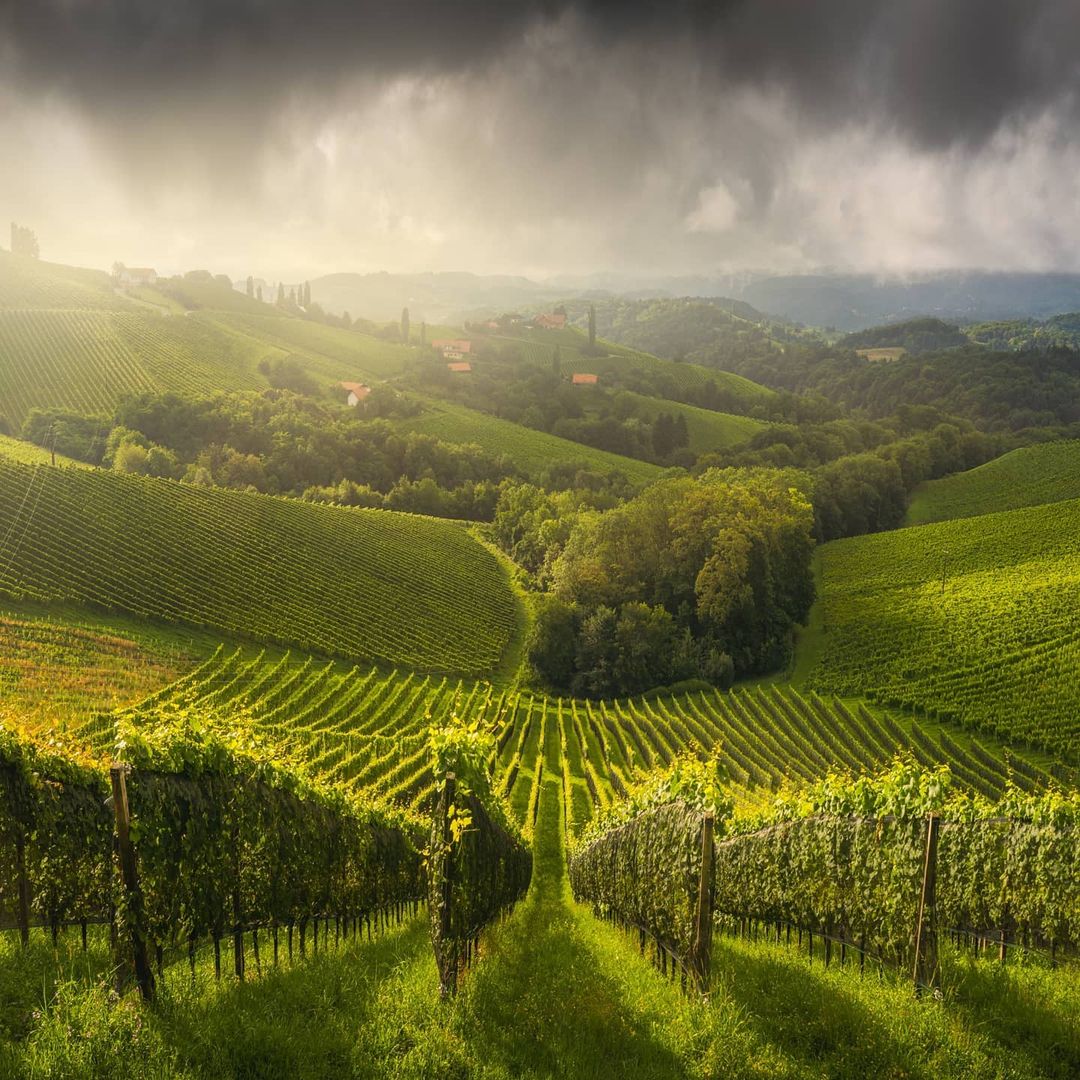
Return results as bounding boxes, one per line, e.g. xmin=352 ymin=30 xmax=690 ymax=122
xmin=810 ymin=496 xmax=1080 ymax=760
xmin=0 ymin=461 xmax=519 ymax=674
xmin=621 ymin=391 xmax=769 ymax=453
xmin=405 ymin=399 xmax=664 ymax=484
xmin=906 ymin=439 xmax=1080 ymax=524
xmin=0 ymin=309 xmax=267 ymax=427
xmin=87 ymin=648 xmax=1059 ymax=840
xmin=0 ymin=251 xmax=127 ymax=310
xmin=0 ymin=434 xmax=88 ymax=468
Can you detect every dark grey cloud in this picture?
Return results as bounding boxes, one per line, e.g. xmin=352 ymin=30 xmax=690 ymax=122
xmin=5 ymin=1 xmax=1080 ymax=148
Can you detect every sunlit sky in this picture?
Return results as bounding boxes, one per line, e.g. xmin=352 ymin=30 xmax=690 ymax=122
xmin=3 ymin=1 xmax=1080 ymax=281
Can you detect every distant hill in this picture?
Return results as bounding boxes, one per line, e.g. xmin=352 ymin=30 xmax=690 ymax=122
xmin=964 ymin=311 xmax=1080 ymax=351
xmin=841 ymin=318 xmax=968 ymax=355
xmin=906 ymin=440 xmax=1080 ymax=525
xmin=733 ymin=272 xmax=1080 ymax=331
xmin=310 ymin=271 xmax=564 ymax=323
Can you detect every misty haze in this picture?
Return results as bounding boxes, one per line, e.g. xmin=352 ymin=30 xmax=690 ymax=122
xmin=0 ymin=3 xmax=1077 ymax=1078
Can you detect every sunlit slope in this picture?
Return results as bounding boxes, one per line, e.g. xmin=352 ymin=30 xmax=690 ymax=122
xmin=403 ymin=399 xmax=664 ymax=484
xmin=621 ymin=392 xmax=769 ymax=452
xmin=213 ymin=312 xmax=413 ymax=384
xmin=86 ymin=648 xmax=1060 ymax=829
xmin=496 ymin=327 xmax=776 ymax=409
xmin=0 ymin=461 xmax=518 ymax=674
xmin=0 ymin=309 xmax=269 ymax=427
xmin=809 ymin=498 xmax=1080 ymax=759
xmin=0 ymin=433 xmax=88 ymax=468
xmin=906 ymin=440 xmax=1080 ymax=524
xmin=0 ymin=250 xmax=129 ymax=310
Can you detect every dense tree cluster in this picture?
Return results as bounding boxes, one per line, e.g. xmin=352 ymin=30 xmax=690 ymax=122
xmin=519 ymin=471 xmax=815 ymax=696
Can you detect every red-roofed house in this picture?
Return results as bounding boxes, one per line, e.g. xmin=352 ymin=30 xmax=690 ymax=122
xmin=116 ymin=266 xmax=158 ymax=287
xmin=571 ymin=373 xmax=599 ymax=385
xmin=340 ymin=381 xmax=371 ymax=406
xmin=431 ymin=339 xmax=473 ymax=359
xmin=447 ymin=361 xmax=472 ymax=373
xmin=533 ymin=313 xmax=567 ymax=330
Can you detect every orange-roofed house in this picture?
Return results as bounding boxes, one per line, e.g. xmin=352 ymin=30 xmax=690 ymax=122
xmin=533 ymin=313 xmax=567 ymax=330
xmin=432 ymin=339 xmax=473 ymax=359
xmin=340 ymin=381 xmax=371 ymax=406
xmin=447 ymin=361 xmax=472 ymax=373
xmin=571 ymin=373 xmax=599 ymax=385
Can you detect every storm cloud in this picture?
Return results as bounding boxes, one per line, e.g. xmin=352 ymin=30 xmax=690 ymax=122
xmin=2 ymin=0 xmax=1080 ymax=278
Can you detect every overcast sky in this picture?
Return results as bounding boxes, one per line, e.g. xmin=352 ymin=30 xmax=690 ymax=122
xmin=3 ymin=1 xmax=1080 ymax=280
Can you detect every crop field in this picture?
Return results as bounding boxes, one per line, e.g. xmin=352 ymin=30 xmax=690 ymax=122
xmin=0 ymin=251 xmax=128 ymax=310
xmin=404 ymin=399 xmax=664 ymax=484
xmin=0 ymin=434 xmax=88 ymax=468
xmin=0 ymin=461 xmax=519 ymax=674
xmin=0 ymin=309 xmax=268 ymax=427
xmin=213 ymin=312 xmax=413 ymax=384
xmin=907 ymin=440 xmax=1080 ymax=524
xmin=809 ymin=497 xmax=1080 ymax=759
xmin=621 ymin=391 xmax=769 ymax=452
xmin=0 ymin=599 xmax=199 ymax=738
xmin=85 ymin=646 xmax=1057 ymax=841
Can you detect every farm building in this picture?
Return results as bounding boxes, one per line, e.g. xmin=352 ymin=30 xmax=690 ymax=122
xmin=340 ymin=381 xmax=371 ymax=406
xmin=533 ymin=312 xmax=567 ymax=330
xmin=571 ymin=373 xmax=599 ymax=385
xmin=447 ymin=361 xmax=472 ymax=373
xmin=432 ymin=339 xmax=473 ymax=360
xmin=115 ymin=266 xmax=158 ymax=287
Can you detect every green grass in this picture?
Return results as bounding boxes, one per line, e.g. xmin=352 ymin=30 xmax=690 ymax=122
xmin=0 ymin=461 xmax=520 ymax=676
xmin=404 ymin=399 xmax=664 ymax=485
xmin=0 ymin=434 xmax=88 ymax=469
xmin=809 ymin=497 xmax=1080 ymax=760
xmin=907 ymin=440 xmax=1080 ymax=525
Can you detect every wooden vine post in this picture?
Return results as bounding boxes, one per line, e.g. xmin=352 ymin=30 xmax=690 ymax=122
xmin=110 ymin=765 xmax=155 ymax=1002
xmin=912 ymin=812 xmax=941 ymax=996
xmin=14 ymin=830 xmax=31 ymax=947
xmin=690 ymin=811 xmax=715 ymax=995
xmin=438 ymin=772 xmax=458 ymax=999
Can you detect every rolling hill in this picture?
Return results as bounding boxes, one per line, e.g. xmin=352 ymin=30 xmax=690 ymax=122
xmin=906 ymin=440 xmax=1080 ymax=525
xmin=808 ymin=497 xmax=1080 ymax=759
xmin=0 ymin=460 xmax=519 ymax=675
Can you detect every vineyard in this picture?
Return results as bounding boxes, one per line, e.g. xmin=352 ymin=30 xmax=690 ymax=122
xmin=809 ymin=496 xmax=1080 ymax=760
xmin=79 ymin=647 xmax=1063 ymax=843
xmin=906 ymin=439 xmax=1080 ymax=524
xmin=570 ymin=760 xmax=1080 ymax=992
xmin=0 ymin=434 xmax=87 ymax=469
xmin=0 ymin=461 xmax=519 ymax=675
xmin=404 ymin=399 xmax=664 ymax=485
xmin=0 ymin=309 xmax=268 ymax=428
xmin=618 ymin=391 xmax=769 ymax=453
xmin=0 ymin=251 xmax=127 ymax=311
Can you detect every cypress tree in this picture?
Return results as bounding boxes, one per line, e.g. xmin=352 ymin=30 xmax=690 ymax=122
xmin=588 ymin=304 xmax=597 ymax=349
xmin=401 ymin=307 xmax=411 ymax=344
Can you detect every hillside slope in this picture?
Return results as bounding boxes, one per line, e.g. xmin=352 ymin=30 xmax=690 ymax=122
xmin=0 ymin=461 xmax=519 ymax=674
xmin=906 ymin=440 xmax=1080 ymax=524
xmin=808 ymin=498 xmax=1080 ymax=758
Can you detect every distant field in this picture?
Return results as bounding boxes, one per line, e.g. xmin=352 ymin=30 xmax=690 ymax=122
xmin=404 ymin=399 xmax=664 ymax=484
xmin=906 ymin=440 xmax=1080 ymax=524
xmin=492 ymin=328 xmax=775 ymax=410
xmin=0 ymin=598 xmax=204 ymax=741
xmin=0 ymin=433 xmax=88 ymax=468
xmin=622 ymin=391 xmax=769 ymax=453
xmin=809 ymin=498 xmax=1080 ymax=759
xmin=855 ymin=347 xmax=906 ymax=362
xmin=0 ymin=251 xmax=128 ymax=310
xmin=214 ymin=312 xmax=413 ymax=385
xmin=0 ymin=309 xmax=269 ymax=427
xmin=0 ymin=461 xmax=520 ymax=675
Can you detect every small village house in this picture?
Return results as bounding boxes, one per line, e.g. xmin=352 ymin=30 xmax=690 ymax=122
xmin=533 ymin=312 xmax=567 ymax=330
xmin=339 ymin=381 xmax=371 ymax=406
xmin=571 ymin=373 xmax=599 ymax=386
xmin=447 ymin=361 xmax=472 ymax=373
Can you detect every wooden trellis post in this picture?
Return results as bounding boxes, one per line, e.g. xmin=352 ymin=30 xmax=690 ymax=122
xmin=438 ymin=772 xmax=457 ymax=999
xmin=110 ymin=765 xmax=155 ymax=1002
xmin=913 ymin=813 xmax=941 ymax=995
xmin=690 ymin=811 xmax=715 ymax=995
